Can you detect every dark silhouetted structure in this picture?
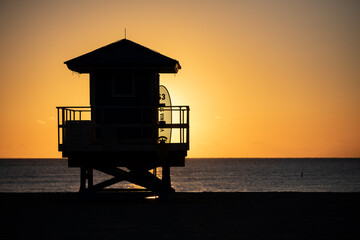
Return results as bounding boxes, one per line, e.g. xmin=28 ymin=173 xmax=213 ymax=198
xmin=57 ymin=39 xmax=189 ymax=198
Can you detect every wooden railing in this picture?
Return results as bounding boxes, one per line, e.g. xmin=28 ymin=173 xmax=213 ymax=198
xmin=56 ymin=106 xmax=189 ymax=151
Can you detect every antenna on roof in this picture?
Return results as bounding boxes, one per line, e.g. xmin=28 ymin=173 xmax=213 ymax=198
xmin=125 ymin=28 xmax=127 ymax=39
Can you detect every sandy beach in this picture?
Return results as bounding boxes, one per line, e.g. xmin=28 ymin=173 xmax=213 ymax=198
xmin=1 ymin=192 xmax=359 ymax=239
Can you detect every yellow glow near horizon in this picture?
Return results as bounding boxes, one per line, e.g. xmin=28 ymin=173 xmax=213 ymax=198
xmin=0 ymin=0 xmax=359 ymax=158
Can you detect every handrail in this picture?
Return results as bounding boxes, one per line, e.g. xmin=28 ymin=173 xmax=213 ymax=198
xmin=57 ymin=106 xmax=189 ymax=150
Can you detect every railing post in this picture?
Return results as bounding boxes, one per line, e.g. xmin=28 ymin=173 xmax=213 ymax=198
xmin=57 ymin=108 xmax=60 ymax=147
xmin=182 ymin=108 xmax=184 ymax=143
xmin=62 ymin=108 xmax=65 ymax=147
xmin=187 ymin=106 xmax=190 ymax=147
xmin=140 ymin=107 xmax=143 ymax=145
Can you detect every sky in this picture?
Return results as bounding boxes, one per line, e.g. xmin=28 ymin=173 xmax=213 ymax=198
xmin=0 ymin=0 xmax=359 ymax=158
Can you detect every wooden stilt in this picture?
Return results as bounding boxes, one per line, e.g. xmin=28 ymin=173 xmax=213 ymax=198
xmin=160 ymin=163 xmax=171 ymax=200
xmin=87 ymin=167 xmax=93 ymax=188
xmin=80 ymin=166 xmax=86 ymax=192
xmin=80 ymin=165 xmax=93 ymax=192
xmin=157 ymin=142 xmax=172 ymax=200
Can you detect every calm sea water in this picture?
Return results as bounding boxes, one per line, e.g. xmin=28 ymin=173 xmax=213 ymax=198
xmin=1 ymin=158 xmax=360 ymax=192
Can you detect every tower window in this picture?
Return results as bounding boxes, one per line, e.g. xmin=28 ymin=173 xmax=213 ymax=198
xmin=112 ymin=74 xmax=135 ymax=97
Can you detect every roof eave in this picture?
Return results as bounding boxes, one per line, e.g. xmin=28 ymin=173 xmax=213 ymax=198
xmin=65 ymin=63 xmax=181 ymax=74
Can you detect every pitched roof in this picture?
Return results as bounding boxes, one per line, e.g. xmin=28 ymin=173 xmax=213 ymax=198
xmin=64 ymin=39 xmax=181 ymax=73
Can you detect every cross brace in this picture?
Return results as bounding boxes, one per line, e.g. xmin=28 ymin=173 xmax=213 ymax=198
xmin=79 ymin=165 xmax=174 ymax=196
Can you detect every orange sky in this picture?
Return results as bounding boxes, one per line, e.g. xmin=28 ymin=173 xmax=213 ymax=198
xmin=0 ymin=0 xmax=359 ymax=158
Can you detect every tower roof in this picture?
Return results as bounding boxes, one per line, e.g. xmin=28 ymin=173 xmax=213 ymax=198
xmin=64 ymin=39 xmax=181 ymax=74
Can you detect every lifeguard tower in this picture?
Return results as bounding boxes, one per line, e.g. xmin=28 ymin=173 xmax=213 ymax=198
xmin=57 ymin=39 xmax=189 ymax=198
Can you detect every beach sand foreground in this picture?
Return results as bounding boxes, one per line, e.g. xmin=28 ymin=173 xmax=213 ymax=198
xmin=1 ymin=192 xmax=359 ymax=239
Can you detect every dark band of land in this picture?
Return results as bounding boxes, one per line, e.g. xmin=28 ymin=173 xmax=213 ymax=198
xmin=1 ymin=192 xmax=359 ymax=240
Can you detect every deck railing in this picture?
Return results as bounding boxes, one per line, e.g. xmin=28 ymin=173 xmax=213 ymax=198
xmin=56 ymin=106 xmax=189 ymax=151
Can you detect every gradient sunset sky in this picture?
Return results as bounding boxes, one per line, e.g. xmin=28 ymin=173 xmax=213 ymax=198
xmin=0 ymin=0 xmax=359 ymax=158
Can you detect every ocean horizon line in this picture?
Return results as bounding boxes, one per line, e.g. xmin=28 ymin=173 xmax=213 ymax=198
xmin=1 ymin=157 xmax=359 ymax=160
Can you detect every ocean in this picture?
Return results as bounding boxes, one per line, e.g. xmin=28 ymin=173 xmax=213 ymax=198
xmin=1 ymin=158 xmax=360 ymax=192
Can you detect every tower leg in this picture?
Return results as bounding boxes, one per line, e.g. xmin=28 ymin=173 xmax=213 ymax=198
xmin=80 ymin=166 xmax=86 ymax=192
xmin=162 ymin=164 xmax=171 ymax=190
xmin=160 ymin=163 xmax=171 ymax=200
xmin=80 ymin=166 xmax=93 ymax=192
xmin=88 ymin=167 xmax=93 ymax=188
